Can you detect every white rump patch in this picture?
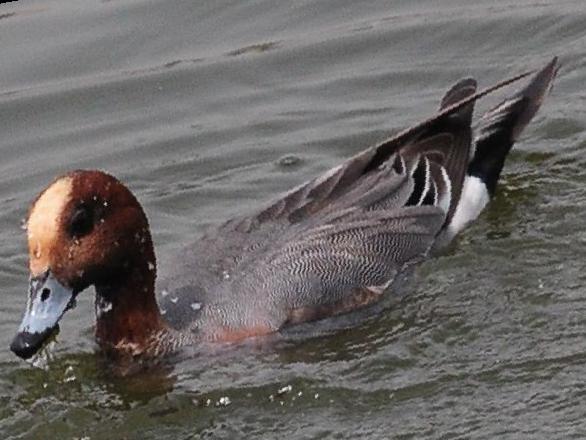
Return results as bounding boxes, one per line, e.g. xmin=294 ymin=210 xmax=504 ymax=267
xmin=447 ymin=175 xmax=490 ymax=236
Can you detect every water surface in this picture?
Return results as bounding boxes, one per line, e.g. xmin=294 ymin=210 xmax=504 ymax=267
xmin=1 ymin=0 xmax=585 ymax=439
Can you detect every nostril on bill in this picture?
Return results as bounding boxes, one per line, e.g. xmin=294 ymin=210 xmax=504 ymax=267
xmin=40 ymin=288 xmax=51 ymax=302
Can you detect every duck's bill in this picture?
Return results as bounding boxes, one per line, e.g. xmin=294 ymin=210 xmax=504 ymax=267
xmin=10 ymin=270 xmax=77 ymax=359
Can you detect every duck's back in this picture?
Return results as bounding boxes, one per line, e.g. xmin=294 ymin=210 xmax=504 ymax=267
xmin=156 ymin=79 xmax=481 ymax=339
xmin=157 ymin=61 xmax=557 ymax=340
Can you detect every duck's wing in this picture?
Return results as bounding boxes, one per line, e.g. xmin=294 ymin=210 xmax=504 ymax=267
xmin=254 ymin=154 xmax=449 ymax=312
xmin=240 ymin=59 xmax=553 ymax=324
xmin=181 ymin=76 xmax=479 ymax=277
xmin=193 ymin=153 xmax=451 ymax=333
xmin=157 ymin=67 xmax=536 ymax=329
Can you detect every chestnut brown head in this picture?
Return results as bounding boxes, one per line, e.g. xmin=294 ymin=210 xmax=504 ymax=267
xmin=10 ymin=170 xmax=154 ymax=359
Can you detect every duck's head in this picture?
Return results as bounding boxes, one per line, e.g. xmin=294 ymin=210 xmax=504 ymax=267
xmin=10 ymin=170 xmax=155 ymax=359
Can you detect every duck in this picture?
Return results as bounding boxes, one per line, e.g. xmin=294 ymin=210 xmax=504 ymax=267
xmin=10 ymin=58 xmax=558 ymax=362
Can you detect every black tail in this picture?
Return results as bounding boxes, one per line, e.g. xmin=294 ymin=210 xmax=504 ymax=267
xmin=468 ymin=57 xmax=559 ymax=195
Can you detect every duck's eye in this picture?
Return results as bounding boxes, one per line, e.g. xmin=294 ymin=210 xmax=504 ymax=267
xmin=68 ymin=206 xmax=94 ymax=238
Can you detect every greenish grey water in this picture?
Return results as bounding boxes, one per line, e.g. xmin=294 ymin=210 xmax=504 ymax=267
xmin=0 ymin=0 xmax=585 ymax=439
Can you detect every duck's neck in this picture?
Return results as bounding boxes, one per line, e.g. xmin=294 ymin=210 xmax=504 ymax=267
xmin=94 ymin=241 xmax=167 ymax=358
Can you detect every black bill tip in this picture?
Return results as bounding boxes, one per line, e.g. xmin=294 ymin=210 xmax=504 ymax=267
xmin=10 ymin=326 xmax=58 ymax=360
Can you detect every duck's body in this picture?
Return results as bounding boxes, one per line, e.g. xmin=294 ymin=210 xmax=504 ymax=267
xmin=10 ymin=59 xmax=557 ymax=362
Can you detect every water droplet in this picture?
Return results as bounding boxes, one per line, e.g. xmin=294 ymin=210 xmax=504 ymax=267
xmin=277 ymin=385 xmax=292 ymax=396
xmin=147 ymin=262 xmax=155 ymax=271
xmin=63 ymin=365 xmax=76 ymax=383
xmin=20 ymin=218 xmax=28 ymax=231
xmin=28 ymin=340 xmax=56 ymax=370
xmin=161 ymin=309 xmax=167 ymax=315
xmin=216 ymin=396 xmax=231 ymax=407
xmin=170 ymin=297 xmax=178 ymax=304
xmin=190 ymin=302 xmax=201 ymax=311
xmin=222 ymin=270 xmax=230 ymax=280
xmin=161 ymin=290 xmax=169 ymax=297
xmin=103 ymin=201 xmax=108 ymax=207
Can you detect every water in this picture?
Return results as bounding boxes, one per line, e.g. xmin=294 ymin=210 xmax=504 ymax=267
xmin=0 ymin=0 xmax=585 ymax=438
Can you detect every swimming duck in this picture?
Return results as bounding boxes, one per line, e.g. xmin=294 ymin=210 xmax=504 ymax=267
xmin=10 ymin=58 xmax=558 ymax=362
